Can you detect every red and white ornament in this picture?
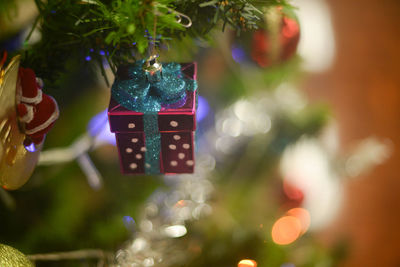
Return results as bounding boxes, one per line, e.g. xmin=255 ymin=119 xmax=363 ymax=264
xmin=17 ymin=67 xmax=59 ymax=145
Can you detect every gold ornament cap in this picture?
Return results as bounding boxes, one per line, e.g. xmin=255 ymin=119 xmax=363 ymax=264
xmin=142 ymin=54 xmax=163 ymax=83
xmin=0 ymin=244 xmax=35 ymax=267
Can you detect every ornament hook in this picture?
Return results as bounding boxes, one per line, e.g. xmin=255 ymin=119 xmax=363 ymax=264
xmin=172 ymin=10 xmax=192 ymax=28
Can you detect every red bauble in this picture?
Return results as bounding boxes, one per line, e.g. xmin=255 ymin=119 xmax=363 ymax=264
xmin=251 ymin=16 xmax=300 ymax=67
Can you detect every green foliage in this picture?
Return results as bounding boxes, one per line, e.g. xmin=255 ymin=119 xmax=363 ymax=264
xmin=174 ymin=0 xmax=292 ymax=35
xmin=91 ymin=0 xmax=183 ymax=54
xmin=23 ymin=0 xmax=183 ymax=84
xmin=17 ymin=0 xmax=294 ymax=89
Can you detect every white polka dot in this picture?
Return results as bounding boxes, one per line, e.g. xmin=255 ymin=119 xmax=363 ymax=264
xmin=170 ymin=121 xmax=178 ymax=127
xmin=141 ymin=147 xmax=147 ymax=152
xmin=182 ymin=143 xmax=190 ymax=149
xmin=126 ymin=148 xmax=133 ymax=153
xmin=173 ymin=135 xmax=181 ymax=140
xmin=186 ymin=160 xmax=194 ymax=166
xmin=169 ymin=144 xmax=176 ymax=150
xmin=128 ymin=123 xmax=135 ymax=129
xmin=170 ymin=160 xmax=178 ymax=166
xmin=145 ymin=163 xmax=151 ymax=168
xmin=178 ymin=153 xmax=185 ymax=159
xmin=131 ymin=138 xmax=138 ymax=143
xmin=130 ymin=163 xmax=137 ymax=169
xmin=136 ymin=154 xmax=142 ymax=159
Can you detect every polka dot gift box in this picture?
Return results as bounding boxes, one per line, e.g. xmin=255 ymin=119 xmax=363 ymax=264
xmin=108 ymin=60 xmax=197 ymax=175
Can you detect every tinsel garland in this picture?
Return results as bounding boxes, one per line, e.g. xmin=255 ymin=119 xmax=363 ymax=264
xmin=114 ymin=88 xmax=330 ymax=267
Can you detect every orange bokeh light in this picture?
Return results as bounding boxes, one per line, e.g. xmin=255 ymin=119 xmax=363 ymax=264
xmin=238 ymin=259 xmax=257 ymax=267
xmin=286 ymin=208 xmax=310 ymax=234
xmin=271 ymin=216 xmax=302 ymax=245
xmin=174 ymin=200 xmax=186 ymax=207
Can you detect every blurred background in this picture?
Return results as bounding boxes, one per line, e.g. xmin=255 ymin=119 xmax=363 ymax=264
xmin=0 ymin=0 xmax=399 ymax=266
xmin=304 ymin=0 xmax=400 ymax=266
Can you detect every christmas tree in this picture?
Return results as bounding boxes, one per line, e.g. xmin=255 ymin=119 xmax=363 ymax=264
xmin=0 ymin=1 xmax=388 ymax=266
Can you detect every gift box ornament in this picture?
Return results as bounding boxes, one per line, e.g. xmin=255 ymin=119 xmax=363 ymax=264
xmin=108 ymin=59 xmax=197 ymax=175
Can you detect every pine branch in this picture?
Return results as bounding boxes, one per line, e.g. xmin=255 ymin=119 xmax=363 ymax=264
xmin=16 ymin=0 xmax=294 ymax=89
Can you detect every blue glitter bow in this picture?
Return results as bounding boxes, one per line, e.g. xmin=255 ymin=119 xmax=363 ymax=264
xmin=111 ymin=60 xmax=197 ymax=174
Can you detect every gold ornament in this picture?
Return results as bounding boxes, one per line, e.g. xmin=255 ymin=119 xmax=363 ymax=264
xmin=143 ymin=54 xmax=163 ymax=83
xmin=0 ymin=244 xmax=35 ymax=267
xmin=0 ymin=56 xmax=41 ymax=190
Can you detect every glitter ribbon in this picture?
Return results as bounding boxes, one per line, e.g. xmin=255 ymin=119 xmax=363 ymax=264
xmin=111 ymin=61 xmax=197 ymax=174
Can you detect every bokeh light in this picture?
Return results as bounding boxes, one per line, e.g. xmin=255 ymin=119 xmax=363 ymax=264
xmin=123 ymin=216 xmax=136 ymax=232
xmin=231 ymin=45 xmax=246 ymax=63
xmin=286 ymin=208 xmax=310 ymax=234
xmin=296 ymin=0 xmax=335 ymax=72
xmin=283 ymin=181 xmax=304 ymax=202
xmin=271 ymin=216 xmax=302 ymax=245
xmin=197 ymin=95 xmax=210 ymax=122
xmin=24 ymin=142 xmax=37 ymax=152
xmin=87 ymin=109 xmax=116 ymax=146
xmin=238 ymin=259 xmax=257 ymax=267
xmin=164 ymin=225 xmax=187 ymax=238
